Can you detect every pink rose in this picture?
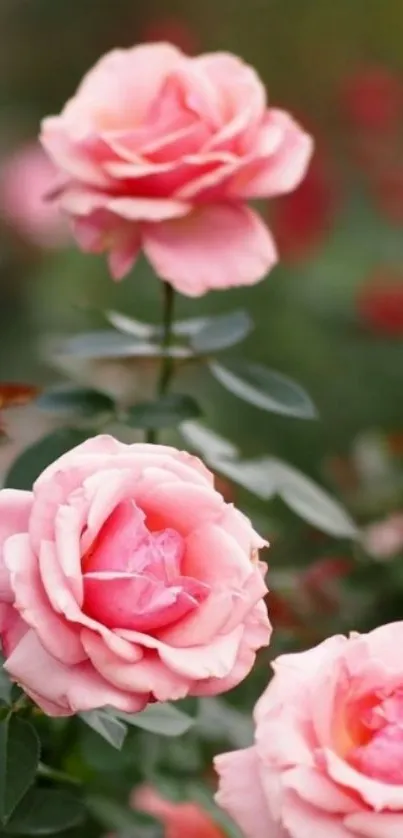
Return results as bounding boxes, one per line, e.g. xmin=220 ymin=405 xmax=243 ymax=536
xmin=134 ymin=785 xmax=224 ymax=837
xmin=0 ymin=435 xmax=270 ymax=716
xmin=216 ymin=623 xmax=403 ymax=838
xmin=364 ymin=513 xmax=403 ymax=559
xmin=0 ymin=142 xmax=68 ymax=249
xmin=40 ymin=43 xmax=313 ymax=295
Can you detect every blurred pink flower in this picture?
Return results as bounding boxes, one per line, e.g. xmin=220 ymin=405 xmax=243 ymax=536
xmin=216 ymin=623 xmax=403 ymax=837
xmin=341 ymin=66 xmax=402 ymax=134
xmin=0 ymin=142 xmax=68 ymax=248
xmin=363 ymin=513 xmax=403 ymax=560
xmin=134 ymin=786 xmax=224 ymax=838
xmin=40 ymin=43 xmax=313 ymax=295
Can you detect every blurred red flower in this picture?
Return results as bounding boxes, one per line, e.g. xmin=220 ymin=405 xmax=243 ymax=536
xmin=357 ymin=270 xmax=403 ymax=335
xmin=139 ymin=17 xmax=198 ymax=54
xmin=270 ymin=147 xmax=337 ymax=262
xmin=341 ymin=66 xmax=402 ymax=134
xmin=301 ymin=556 xmax=352 ymax=613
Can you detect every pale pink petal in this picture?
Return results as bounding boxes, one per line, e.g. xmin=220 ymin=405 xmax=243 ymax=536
xmin=61 ymin=187 xmax=190 ymax=221
xmin=232 ymin=109 xmax=314 ymax=199
xmin=345 ymin=813 xmax=403 ymax=838
xmin=0 ymin=489 xmax=32 ymax=602
xmin=40 ymin=120 xmax=113 ymax=187
xmin=143 ymin=204 xmax=278 ymax=296
xmin=282 ymin=789 xmax=353 ymax=838
xmin=0 ymin=604 xmax=28 ymax=658
xmin=5 ymin=629 xmax=145 ymax=716
xmin=139 ymin=481 xmax=224 ymax=534
xmin=283 ymin=766 xmax=358 ymax=815
xmin=81 ymin=628 xmax=189 ymax=701
xmin=215 ymin=747 xmax=283 ymax=838
xmin=322 ymin=747 xmax=403 ymax=811
xmin=4 ymin=533 xmax=85 ymax=665
xmin=183 ymin=522 xmax=253 ymax=584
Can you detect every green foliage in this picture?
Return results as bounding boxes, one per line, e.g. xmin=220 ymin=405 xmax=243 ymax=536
xmin=0 ymin=717 xmax=40 ymax=826
xmin=126 ymin=394 xmax=202 ymax=430
xmin=5 ymin=429 xmax=91 ymax=490
xmin=4 ymin=789 xmax=85 ymax=835
xmin=209 ymin=360 xmax=317 ymax=419
xmin=36 ymin=386 xmax=115 ymax=420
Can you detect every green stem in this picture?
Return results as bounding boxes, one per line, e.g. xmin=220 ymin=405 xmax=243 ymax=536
xmin=146 ymin=282 xmax=175 ymax=444
xmin=37 ymin=763 xmax=81 ymax=787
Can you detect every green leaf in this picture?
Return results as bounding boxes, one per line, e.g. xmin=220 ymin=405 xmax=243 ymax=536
xmin=127 ymin=394 xmax=201 ymax=430
xmin=79 ymin=710 xmax=127 ymax=750
xmin=0 ymin=717 xmax=40 ymax=824
xmin=0 ymin=663 xmax=12 ymax=707
xmin=209 ymin=360 xmax=317 ymax=419
xmin=190 ymin=310 xmax=253 ymax=354
xmin=273 ymin=459 xmax=359 ymax=538
xmin=86 ymin=795 xmax=162 ymax=837
xmin=5 ymin=429 xmax=91 ymax=490
xmin=214 ymin=456 xmax=278 ymax=500
xmin=115 ymin=703 xmax=195 ymax=737
xmin=50 ymin=331 xmax=191 ymax=360
xmin=171 ymin=316 xmax=210 ymax=337
xmin=180 ymin=421 xmax=238 ymax=461
xmin=105 ymin=311 xmax=156 ymax=339
xmin=5 ymin=789 xmax=85 ymax=834
xmin=36 ymin=386 xmax=114 ymax=419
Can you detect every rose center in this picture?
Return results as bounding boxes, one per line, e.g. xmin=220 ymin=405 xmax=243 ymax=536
xmin=347 ymin=688 xmax=403 ymax=784
xmin=82 ymin=499 xmax=210 ymax=632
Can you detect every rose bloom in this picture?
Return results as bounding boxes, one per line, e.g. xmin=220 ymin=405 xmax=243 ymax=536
xmin=134 ymin=785 xmax=224 ymax=838
xmin=216 ymin=622 xmax=403 ymax=838
xmin=40 ymin=43 xmax=313 ymax=296
xmin=363 ymin=513 xmax=403 ymax=560
xmin=0 ymin=142 xmax=68 ymax=249
xmin=0 ymin=435 xmax=270 ymax=716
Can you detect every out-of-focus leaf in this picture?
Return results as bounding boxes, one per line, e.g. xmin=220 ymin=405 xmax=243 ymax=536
xmin=5 ymin=428 xmax=91 ymax=490
xmin=105 ymin=311 xmax=156 ymax=339
xmin=0 ymin=661 xmax=12 ymax=706
xmin=79 ymin=710 xmax=127 ymax=751
xmin=86 ymin=795 xmax=162 ymax=837
xmin=180 ymin=421 xmax=238 ymax=461
xmin=0 ymin=384 xmax=39 ymax=410
xmin=115 ymin=703 xmax=195 ymax=737
xmin=190 ymin=310 xmax=253 ymax=354
xmin=209 ymin=360 xmax=317 ymax=419
xmin=127 ymin=394 xmax=201 ymax=430
xmin=0 ymin=717 xmax=40 ymax=825
xmin=272 ymin=459 xmax=359 ymax=538
xmin=198 ymin=698 xmax=254 ymax=748
xmin=36 ymin=385 xmax=114 ymax=419
xmin=49 ymin=331 xmax=192 ymax=360
xmin=171 ymin=316 xmax=210 ymax=337
xmin=5 ymin=789 xmax=85 ymax=834
xmin=214 ymin=457 xmax=278 ymax=500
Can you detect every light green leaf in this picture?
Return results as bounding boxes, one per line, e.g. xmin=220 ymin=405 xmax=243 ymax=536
xmin=79 ymin=709 xmax=127 ymax=750
xmin=5 ymin=429 xmax=91 ymax=490
xmin=127 ymin=394 xmax=201 ymax=430
xmin=105 ymin=311 xmax=156 ymax=339
xmin=214 ymin=456 xmax=278 ymax=500
xmin=273 ymin=459 xmax=359 ymax=538
xmin=209 ymin=360 xmax=317 ymax=419
xmin=49 ymin=331 xmax=191 ymax=360
xmin=180 ymin=421 xmax=238 ymax=461
xmin=0 ymin=663 xmax=12 ymax=707
xmin=36 ymin=385 xmax=114 ymax=419
xmin=190 ymin=310 xmax=253 ymax=354
xmin=0 ymin=717 xmax=40 ymax=824
xmin=5 ymin=789 xmax=85 ymax=834
xmin=115 ymin=703 xmax=195 ymax=737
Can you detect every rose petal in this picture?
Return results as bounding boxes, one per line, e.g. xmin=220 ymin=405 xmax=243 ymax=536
xmin=215 ymin=747 xmax=281 ymax=838
xmin=0 ymin=489 xmax=32 ymax=602
xmin=143 ymin=204 xmax=278 ymax=296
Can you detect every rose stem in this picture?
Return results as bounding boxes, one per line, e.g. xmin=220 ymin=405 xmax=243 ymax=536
xmin=146 ymin=281 xmax=175 ymax=444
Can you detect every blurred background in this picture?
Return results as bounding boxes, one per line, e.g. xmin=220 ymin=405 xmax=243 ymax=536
xmin=3 ymin=0 xmax=403 ymax=681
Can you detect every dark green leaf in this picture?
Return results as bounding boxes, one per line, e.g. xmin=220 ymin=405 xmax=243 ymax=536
xmin=209 ymin=360 xmax=317 ymax=419
xmin=115 ymin=703 xmax=195 ymax=737
xmin=36 ymin=386 xmax=114 ymax=419
xmin=5 ymin=429 xmax=91 ymax=490
xmin=79 ymin=710 xmax=127 ymax=751
xmin=5 ymin=789 xmax=85 ymax=835
xmin=190 ymin=310 xmax=253 ymax=354
xmin=0 ymin=663 xmax=12 ymax=707
xmin=0 ymin=717 xmax=40 ymax=824
xmin=126 ymin=395 xmax=201 ymax=430
xmin=86 ymin=795 xmax=162 ymax=837
xmin=273 ymin=459 xmax=359 ymax=538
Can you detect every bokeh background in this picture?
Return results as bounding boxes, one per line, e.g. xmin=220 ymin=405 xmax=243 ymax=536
xmin=3 ymin=0 xmax=403 ymax=692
